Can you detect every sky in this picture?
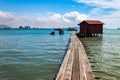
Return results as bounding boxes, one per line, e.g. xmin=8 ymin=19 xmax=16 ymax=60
xmin=0 ymin=0 xmax=120 ymax=28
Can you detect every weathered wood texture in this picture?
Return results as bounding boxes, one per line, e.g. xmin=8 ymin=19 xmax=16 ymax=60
xmin=55 ymin=33 xmax=95 ymax=80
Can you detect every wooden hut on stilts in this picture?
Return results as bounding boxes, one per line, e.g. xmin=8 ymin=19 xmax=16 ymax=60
xmin=78 ymin=20 xmax=105 ymax=37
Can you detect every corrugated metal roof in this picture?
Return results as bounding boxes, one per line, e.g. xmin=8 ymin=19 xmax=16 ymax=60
xmin=79 ymin=20 xmax=104 ymax=25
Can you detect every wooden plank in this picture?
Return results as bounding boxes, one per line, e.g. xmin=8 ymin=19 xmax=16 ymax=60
xmin=56 ymin=33 xmax=95 ymax=80
xmin=74 ymin=33 xmax=95 ymax=80
xmin=78 ymin=45 xmax=87 ymax=80
xmin=76 ymin=34 xmax=95 ymax=80
xmin=55 ymin=44 xmax=72 ymax=80
xmin=63 ymin=42 xmax=74 ymax=80
xmin=71 ymin=40 xmax=80 ymax=80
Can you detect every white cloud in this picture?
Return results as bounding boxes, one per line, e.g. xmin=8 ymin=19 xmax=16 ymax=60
xmin=0 ymin=11 xmax=88 ymax=28
xmin=63 ymin=11 xmax=87 ymax=22
xmin=74 ymin=0 xmax=120 ymax=9
xmin=0 ymin=11 xmax=21 ymax=26
xmin=88 ymin=9 xmax=120 ymax=29
xmin=0 ymin=11 xmax=12 ymax=18
xmin=1 ymin=10 xmax=120 ymax=29
xmin=89 ymin=8 xmax=103 ymax=15
xmin=74 ymin=0 xmax=120 ymax=29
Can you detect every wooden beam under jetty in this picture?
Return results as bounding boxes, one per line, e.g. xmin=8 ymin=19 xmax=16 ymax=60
xmin=55 ymin=33 xmax=95 ymax=80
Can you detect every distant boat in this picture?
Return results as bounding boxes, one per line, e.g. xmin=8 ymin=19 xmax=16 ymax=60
xmin=59 ymin=29 xmax=64 ymax=34
xmin=53 ymin=28 xmax=64 ymax=34
xmin=50 ymin=31 xmax=55 ymax=35
xmin=117 ymin=28 xmax=120 ymax=30
xmin=54 ymin=28 xmax=62 ymax=31
xmin=66 ymin=28 xmax=77 ymax=31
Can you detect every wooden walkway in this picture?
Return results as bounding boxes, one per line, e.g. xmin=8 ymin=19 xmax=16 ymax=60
xmin=55 ymin=33 xmax=95 ymax=80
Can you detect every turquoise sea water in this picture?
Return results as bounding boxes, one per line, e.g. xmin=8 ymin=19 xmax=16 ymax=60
xmin=80 ymin=29 xmax=120 ymax=80
xmin=0 ymin=29 xmax=72 ymax=80
xmin=0 ymin=29 xmax=120 ymax=80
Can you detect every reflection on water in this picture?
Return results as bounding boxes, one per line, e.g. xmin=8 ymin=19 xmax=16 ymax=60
xmin=80 ymin=30 xmax=120 ymax=80
xmin=0 ymin=29 xmax=120 ymax=80
xmin=0 ymin=29 xmax=72 ymax=80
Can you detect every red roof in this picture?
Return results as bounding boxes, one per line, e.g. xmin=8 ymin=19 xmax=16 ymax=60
xmin=79 ymin=20 xmax=104 ymax=25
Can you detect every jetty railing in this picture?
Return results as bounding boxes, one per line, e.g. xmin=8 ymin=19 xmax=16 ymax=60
xmin=55 ymin=33 xmax=95 ymax=80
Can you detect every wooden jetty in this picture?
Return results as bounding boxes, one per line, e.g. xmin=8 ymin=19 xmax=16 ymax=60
xmin=55 ymin=33 xmax=95 ymax=80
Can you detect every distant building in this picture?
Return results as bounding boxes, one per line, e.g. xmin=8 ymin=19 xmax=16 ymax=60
xmin=19 ymin=26 xmax=23 ymax=29
xmin=78 ymin=20 xmax=104 ymax=37
xmin=19 ymin=26 xmax=31 ymax=29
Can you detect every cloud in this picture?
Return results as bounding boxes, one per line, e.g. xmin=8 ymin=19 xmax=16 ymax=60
xmin=74 ymin=0 xmax=120 ymax=9
xmin=0 ymin=11 xmax=88 ymax=28
xmin=73 ymin=0 xmax=120 ymax=29
xmin=63 ymin=11 xmax=88 ymax=22
xmin=99 ymin=10 xmax=120 ymax=28
xmin=0 ymin=11 xmax=12 ymax=18
xmin=0 ymin=10 xmax=119 ymax=29
xmin=87 ymin=9 xmax=120 ymax=29
xmin=0 ymin=11 xmax=21 ymax=26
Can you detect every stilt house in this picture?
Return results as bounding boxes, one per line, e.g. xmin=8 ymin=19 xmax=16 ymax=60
xmin=78 ymin=20 xmax=104 ymax=37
